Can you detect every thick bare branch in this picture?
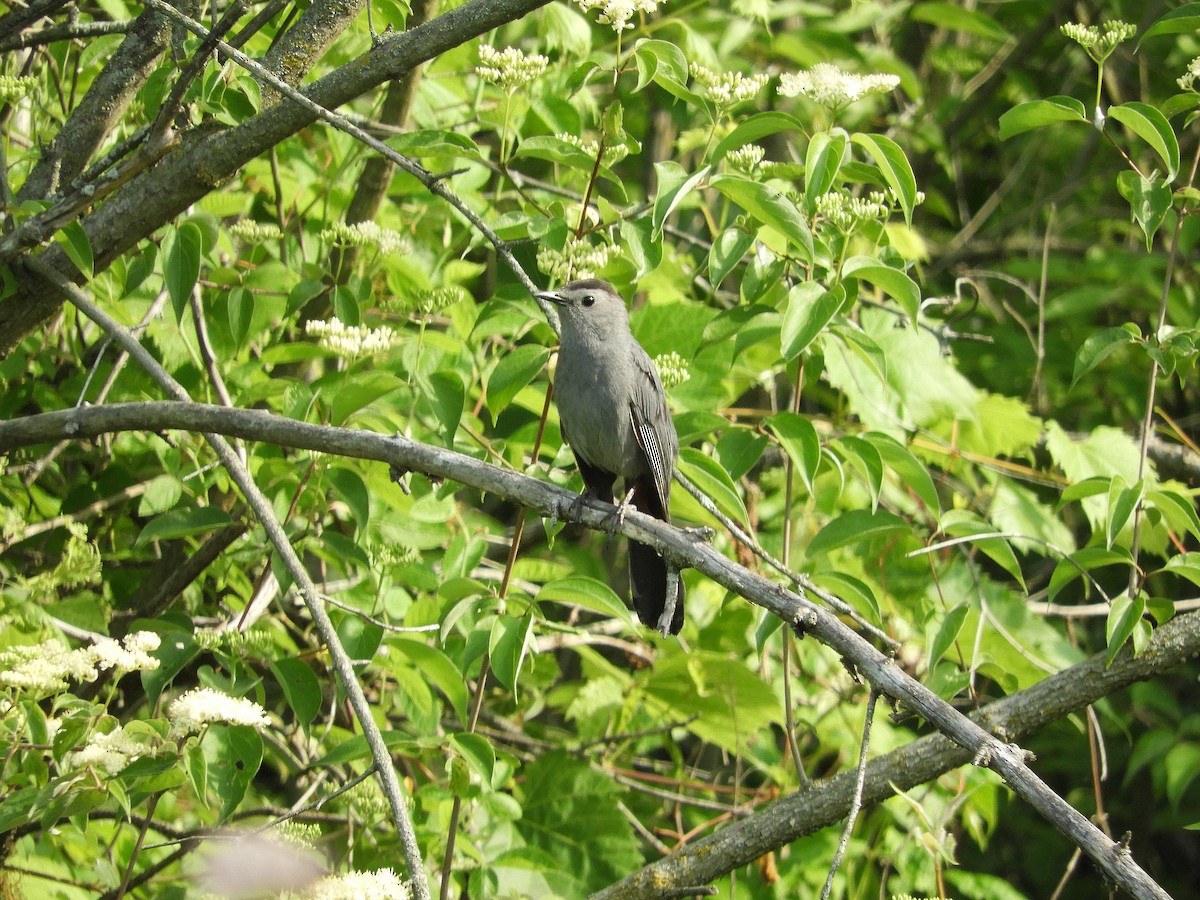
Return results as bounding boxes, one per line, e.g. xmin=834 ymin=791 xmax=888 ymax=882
xmin=0 ymin=398 xmax=1180 ymax=899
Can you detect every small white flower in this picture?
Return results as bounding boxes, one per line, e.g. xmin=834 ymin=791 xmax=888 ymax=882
xmin=89 ymin=632 xmax=161 ymax=673
xmin=0 ymin=641 xmax=98 ymax=694
xmin=167 ymin=688 xmax=270 ymax=736
xmin=576 ymin=0 xmax=658 ymax=31
xmin=779 ymin=64 xmax=900 ymax=109
xmin=1179 ymin=57 xmax=1200 ymax=93
xmin=536 ymin=238 xmax=614 ymax=282
xmin=64 ymin=726 xmax=146 ymax=775
xmin=475 ymin=45 xmax=549 ymax=93
xmin=305 ymin=317 xmax=397 ymax=358
xmin=304 ymin=869 xmax=410 ymax=900
xmin=689 ymin=63 xmax=769 ymax=107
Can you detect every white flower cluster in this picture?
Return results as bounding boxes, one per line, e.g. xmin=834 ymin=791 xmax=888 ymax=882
xmin=305 ymin=317 xmax=397 ymax=358
xmin=779 ymin=64 xmax=900 ymax=108
xmin=536 ymin=238 xmax=614 ymax=282
xmin=475 ymin=45 xmax=549 ymax=93
xmin=302 ymin=869 xmax=410 ymax=899
xmin=815 ymin=191 xmax=890 ymax=230
xmin=320 ymin=222 xmax=408 ymax=255
xmin=0 ymin=632 xmax=161 ymax=695
xmin=167 ymin=687 xmax=271 ymax=736
xmin=0 ymin=74 xmax=38 ymax=104
xmin=64 ymin=726 xmax=147 ymax=775
xmin=654 ymin=351 xmax=690 ymax=389
xmin=727 ymin=144 xmax=766 ymax=172
xmin=1179 ymin=57 xmax=1200 ymax=93
xmin=576 ymin=0 xmax=658 ymax=31
xmin=229 ymin=220 xmax=284 ymax=242
xmin=1060 ymin=20 xmax=1137 ymax=62
xmin=689 ymin=63 xmax=769 ymax=107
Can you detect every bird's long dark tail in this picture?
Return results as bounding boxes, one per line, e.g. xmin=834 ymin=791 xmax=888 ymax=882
xmin=628 ymin=476 xmax=685 ymax=634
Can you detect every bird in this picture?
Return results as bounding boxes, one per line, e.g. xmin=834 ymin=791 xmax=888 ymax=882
xmin=535 ymin=279 xmax=685 ymax=635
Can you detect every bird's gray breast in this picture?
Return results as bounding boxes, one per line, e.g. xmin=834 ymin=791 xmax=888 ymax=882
xmin=555 ymin=336 xmax=645 ymax=479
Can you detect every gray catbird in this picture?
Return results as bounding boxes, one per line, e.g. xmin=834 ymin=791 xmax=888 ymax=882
xmin=536 ymin=279 xmax=685 ymax=635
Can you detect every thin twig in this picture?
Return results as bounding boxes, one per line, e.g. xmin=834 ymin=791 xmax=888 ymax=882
xmin=820 ymin=689 xmax=877 ymax=900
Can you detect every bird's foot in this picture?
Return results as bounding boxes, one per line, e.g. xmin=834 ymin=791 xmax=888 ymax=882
xmin=606 ymin=487 xmax=637 ymax=538
xmin=682 ymin=525 xmax=715 ymax=543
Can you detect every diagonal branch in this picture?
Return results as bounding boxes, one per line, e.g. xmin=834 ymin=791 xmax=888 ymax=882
xmin=0 ymin=397 xmax=1180 ymax=900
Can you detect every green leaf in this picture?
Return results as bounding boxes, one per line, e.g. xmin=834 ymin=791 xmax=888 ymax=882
xmin=1109 ymin=102 xmax=1180 ymax=181
xmin=938 ymin=509 xmax=1026 ymax=589
xmin=863 ymin=432 xmax=941 ymax=515
xmin=781 ymin=281 xmax=844 ymax=359
xmin=714 ymin=427 xmax=769 ymax=482
xmin=1105 ymin=593 xmax=1145 ymax=665
xmin=393 ymin=640 xmax=469 ymax=723
xmin=911 ymin=1 xmax=1009 ymax=39
xmin=1138 ymin=3 xmax=1200 ymax=49
xmin=55 ymin=221 xmax=93 ymax=277
xmin=135 ymin=506 xmax=233 ymax=548
xmin=1116 ymin=171 xmax=1173 ymax=250
xmin=270 ymin=658 xmax=321 ymax=725
xmin=998 ymin=96 xmax=1088 ymax=139
xmin=810 ymin=571 xmax=881 ymax=623
xmin=804 ymin=129 xmax=848 ymax=210
xmin=708 ymin=227 xmax=755 ymax=287
xmin=388 ymin=128 xmax=481 ymax=160
xmin=710 ymin=173 xmax=813 ymax=258
xmin=1148 ymin=491 xmax=1200 ymax=543
xmin=518 ymin=751 xmax=642 ymax=890
xmin=536 ymin=576 xmax=633 ymax=626
xmin=710 ymin=111 xmax=803 ymax=164
xmin=141 ymin=629 xmax=198 ymax=706
xmin=1071 ymin=323 xmax=1141 ymax=387
xmin=835 ymin=435 xmax=884 ymax=511
xmin=1047 ymin=547 xmax=1132 ymax=601
xmin=1159 ymin=552 xmax=1200 ymax=589
xmin=929 ymin=603 xmax=969 ymax=669
xmin=620 ymin=217 xmax=661 ymax=277
xmin=1059 ymin=476 xmax=1115 ymax=507
xmin=312 ymin=730 xmax=415 ymax=767
xmin=330 ymin=371 xmax=404 ymax=425
xmin=766 ymin=411 xmax=821 ymax=494
xmin=164 ymin=221 xmax=203 ymax=322
xmin=850 ymin=133 xmax=918 ymax=223
xmin=677 ymin=447 xmax=749 ymax=527
xmin=487 ymin=344 xmax=550 ymax=416
xmin=227 ymin=286 xmax=253 ymax=346
xmin=489 ymin=612 xmax=533 ymax=692
xmin=807 ymin=509 xmax=908 ymax=556
xmin=428 ymin=370 xmax=465 ymax=445
xmin=328 ymin=466 xmax=370 ymax=535
xmin=1106 ymin=477 xmax=1143 ymax=548
xmin=450 ymin=732 xmax=496 ymax=785
xmin=204 ymin=725 xmax=263 ymax=822
xmin=840 ymin=256 xmax=920 ymax=321
xmin=652 ymin=161 xmax=711 ymax=237
xmin=632 ymin=39 xmax=704 ymax=105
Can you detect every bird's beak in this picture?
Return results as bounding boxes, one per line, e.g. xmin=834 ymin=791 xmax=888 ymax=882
xmin=535 ymin=289 xmax=565 ymax=305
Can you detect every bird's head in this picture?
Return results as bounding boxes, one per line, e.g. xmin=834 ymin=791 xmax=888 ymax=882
xmin=535 ymin=279 xmax=631 ymax=339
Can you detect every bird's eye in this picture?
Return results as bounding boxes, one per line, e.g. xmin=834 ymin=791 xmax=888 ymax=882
xmin=582 ymin=295 xmax=595 ymax=307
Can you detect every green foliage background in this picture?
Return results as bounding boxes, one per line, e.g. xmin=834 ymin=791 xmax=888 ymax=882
xmin=2 ymin=0 xmax=1200 ymax=897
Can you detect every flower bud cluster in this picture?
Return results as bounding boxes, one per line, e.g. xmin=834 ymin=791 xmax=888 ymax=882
xmin=476 ymin=45 xmax=549 ymax=93
xmin=537 ymin=238 xmax=613 ymax=282
xmin=576 ymin=0 xmax=658 ymax=31
xmin=1060 ymin=20 xmax=1137 ymax=63
xmin=689 ymin=63 xmax=769 ymax=107
xmin=229 ymin=220 xmax=284 ymax=242
xmin=306 ymin=317 xmax=397 ymax=358
xmin=320 ymin=222 xmax=408 ymax=255
xmin=654 ymin=351 xmax=690 ymax=389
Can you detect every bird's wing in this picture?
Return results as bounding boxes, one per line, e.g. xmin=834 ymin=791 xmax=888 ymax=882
xmin=628 ymin=344 xmax=678 ymax=517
